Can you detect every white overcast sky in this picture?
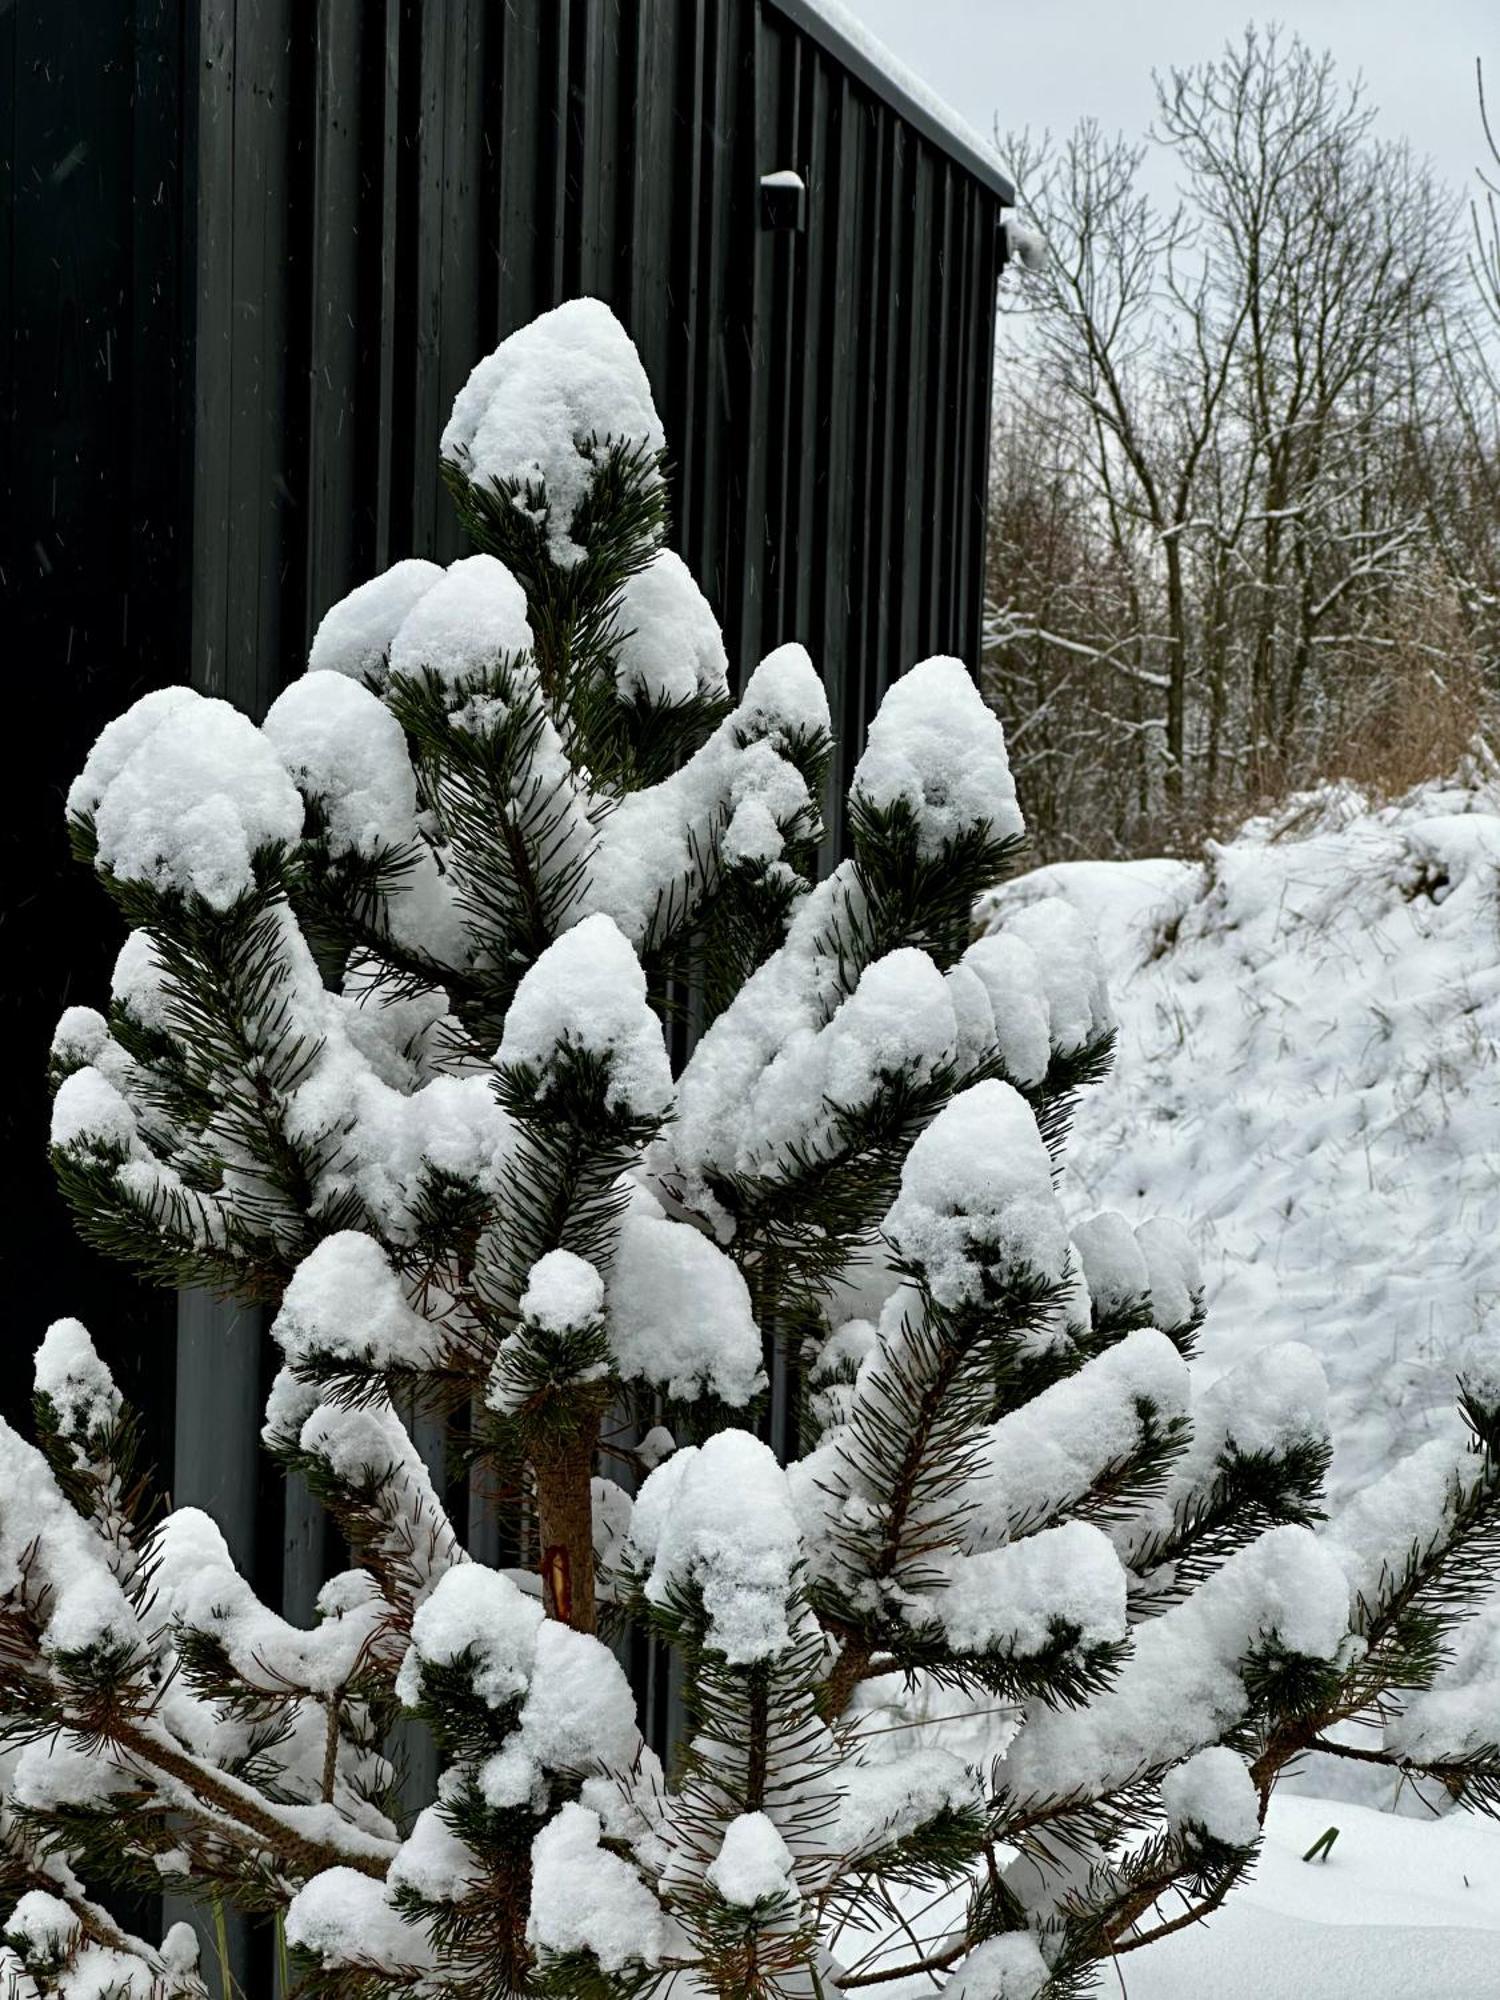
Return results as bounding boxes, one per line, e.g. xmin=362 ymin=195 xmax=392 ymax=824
xmin=848 ymin=1 xmax=1496 ymax=205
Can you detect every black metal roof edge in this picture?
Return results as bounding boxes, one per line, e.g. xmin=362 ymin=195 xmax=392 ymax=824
xmin=763 ymin=0 xmax=1015 ymax=205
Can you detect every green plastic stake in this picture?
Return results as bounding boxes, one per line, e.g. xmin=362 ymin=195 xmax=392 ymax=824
xmin=1302 ymin=1824 xmax=1340 ymax=1864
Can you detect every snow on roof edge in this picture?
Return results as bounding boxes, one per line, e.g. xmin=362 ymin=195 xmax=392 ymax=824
xmin=765 ymin=0 xmax=1015 ymax=205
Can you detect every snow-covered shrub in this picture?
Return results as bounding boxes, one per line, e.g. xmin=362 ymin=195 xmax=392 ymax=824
xmin=15 ymin=298 xmax=1500 ymax=1997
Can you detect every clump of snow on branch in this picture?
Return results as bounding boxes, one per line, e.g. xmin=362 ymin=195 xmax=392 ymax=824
xmin=999 ymin=1526 xmax=1348 ymax=1805
xmin=706 ymin=1813 xmax=798 ymax=1907
xmin=69 ymin=687 xmax=303 ymax=907
xmin=930 ymin=1520 xmax=1127 ymax=1656
xmin=286 ymin=1869 xmax=434 ymax=1979
xmin=849 ymin=654 xmax=1024 ymax=855
xmin=521 ymin=1249 xmax=606 ymax=1333
xmin=948 ymin=933 xmax=1052 ymax=1086
xmin=607 ymin=1209 xmax=765 ymax=1405
xmin=886 ymin=1080 xmax=1069 ymax=1305
xmin=34 ymin=1318 xmax=123 ymax=1439
xmin=442 ymin=296 xmax=666 ymax=566
xmin=272 ymin=1232 xmax=434 ymax=1375
xmin=528 ymin=1804 xmax=671 ymax=1969
xmin=940 ymin=1932 xmax=1051 ymax=2000
xmin=612 ymin=548 xmax=730 ymax=706
xmin=262 ymin=671 xmax=422 ymax=858
xmin=628 ymin=1432 xmax=801 ymax=1663
xmin=387 ymin=553 xmax=535 ymax=687
xmin=0 ymin=1424 xmax=138 ymax=1661
xmin=398 ymin=1565 xmax=540 ymax=1709
xmin=1162 ymin=1746 xmax=1261 ymax=1849
xmin=1071 ymin=1211 xmax=1150 ymax=1323
xmin=580 ymin=642 xmax=828 ymax=945
xmin=997 ymin=895 xmax=1114 ymax=1054
xmin=495 ymin=912 xmax=673 ymax=1119
xmin=968 ymin=1329 xmax=1191 ymax=1548
xmin=306 ymin=557 xmax=443 ymax=686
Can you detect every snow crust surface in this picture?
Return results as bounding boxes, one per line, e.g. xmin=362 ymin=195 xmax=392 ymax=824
xmin=1124 ymin=1792 xmax=1500 ymax=1998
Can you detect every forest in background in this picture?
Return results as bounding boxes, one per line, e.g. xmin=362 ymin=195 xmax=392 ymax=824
xmin=985 ymin=29 xmax=1500 ymax=860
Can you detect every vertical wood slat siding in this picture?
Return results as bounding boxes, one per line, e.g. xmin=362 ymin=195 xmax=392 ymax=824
xmin=408 ymin=4 xmax=449 ymax=561
xmin=814 ymin=76 xmax=861 ymax=858
xmin=308 ymin=0 xmax=364 ymax=634
xmin=738 ymin=12 xmax=775 ymax=670
xmin=4 ymin=0 xmax=188 ymax=1475
xmin=787 ymin=46 xmax=821 ymax=655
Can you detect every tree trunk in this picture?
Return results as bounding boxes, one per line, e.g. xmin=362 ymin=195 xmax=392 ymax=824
xmin=1164 ymin=537 xmax=1188 ymax=813
xmin=532 ymin=1439 xmax=597 ymax=1633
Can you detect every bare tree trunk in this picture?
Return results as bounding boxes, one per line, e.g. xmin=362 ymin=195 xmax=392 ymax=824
xmin=1164 ymin=537 xmax=1188 ymax=810
xmin=532 ymin=1437 xmax=597 ymax=1632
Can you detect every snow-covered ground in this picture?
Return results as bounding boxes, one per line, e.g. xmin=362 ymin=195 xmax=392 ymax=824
xmin=980 ymin=769 xmax=1500 ymax=1985
xmin=837 ymin=1781 xmax=1500 ymax=1998
xmin=1127 ymin=1792 xmax=1500 ymax=1997
xmin=986 ymin=770 xmax=1500 ymax=1506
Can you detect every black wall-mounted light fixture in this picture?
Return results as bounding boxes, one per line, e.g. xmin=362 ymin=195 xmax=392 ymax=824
xmin=760 ymin=168 xmax=808 ymax=233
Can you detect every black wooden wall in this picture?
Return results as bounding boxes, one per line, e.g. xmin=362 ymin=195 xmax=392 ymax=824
xmin=5 ymin=1 xmax=190 ymax=1472
xmin=5 ymin=2 xmax=1008 ymax=1985
xmin=7 ymin=0 xmax=1009 ymax=1399
xmin=180 ymin=0 xmax=1008 ymax=815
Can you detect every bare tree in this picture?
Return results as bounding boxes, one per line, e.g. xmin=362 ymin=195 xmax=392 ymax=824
xmin=987 ymin=28 xmax=1485 ymax=859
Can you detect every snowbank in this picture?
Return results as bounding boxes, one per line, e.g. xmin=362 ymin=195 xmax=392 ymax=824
xmin=982 ymin=774 xmax=1500 ymax=1505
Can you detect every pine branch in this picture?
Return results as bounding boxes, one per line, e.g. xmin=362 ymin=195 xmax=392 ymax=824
xmin=388 ymin=660 xmax=597 ymax=1034
xmin=1124 ymin=1434 xmax=1332 ymax=1614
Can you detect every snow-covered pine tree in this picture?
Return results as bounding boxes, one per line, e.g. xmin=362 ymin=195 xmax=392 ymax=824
xmin=16 ymin=296 xmax=1500 ymax=1999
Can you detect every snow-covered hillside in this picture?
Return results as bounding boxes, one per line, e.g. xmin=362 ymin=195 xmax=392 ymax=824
xmin=973 ymin=773 xmax=1500 ymax=1981
xmin=985 ymin=770 xmax=1500 ymax=1507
